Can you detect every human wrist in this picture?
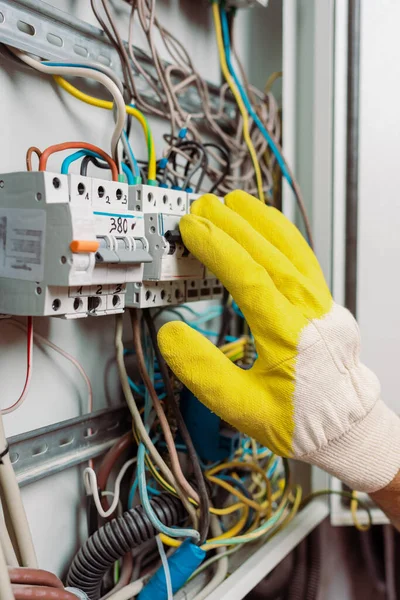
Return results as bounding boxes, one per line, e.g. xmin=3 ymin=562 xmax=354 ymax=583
xmin=370 ymin=469 xmax=400 ymax=531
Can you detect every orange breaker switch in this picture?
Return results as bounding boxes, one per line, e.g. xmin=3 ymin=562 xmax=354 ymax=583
xmin=70 ymin=240 xmax=100 ymax=253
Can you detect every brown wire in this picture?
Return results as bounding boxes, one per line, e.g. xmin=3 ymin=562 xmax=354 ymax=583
xmin=130 ymin=309 xmax=200 ymax=506
xmin=12 ymin=586 xmax=77 ymax=600
xmin=8 ymin=568 xmax=63 ymax=589
xmin=143 ymin=309 xmax=211 ymax=545
xmin=26 ymin=147 xmax=42 ymax=172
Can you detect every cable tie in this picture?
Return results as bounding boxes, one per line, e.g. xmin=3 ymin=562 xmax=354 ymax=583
xmin=0 ymin=443 xmax=9 ymax=465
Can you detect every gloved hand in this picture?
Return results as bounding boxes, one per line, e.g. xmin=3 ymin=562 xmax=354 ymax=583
xmin=158 ymin=191 xmax=400 ymax=493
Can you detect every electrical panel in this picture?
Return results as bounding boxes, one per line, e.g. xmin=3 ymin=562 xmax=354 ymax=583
xmin=0 ymin=174 xmax=222 ymax=317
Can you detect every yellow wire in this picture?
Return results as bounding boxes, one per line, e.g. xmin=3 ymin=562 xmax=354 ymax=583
xmin=53 ymin=75 xmax=157 ymax=182
xmin=206 ymin=461 xmax=272 ymax=498
xmin=143 ymin=440 xmax=247 ymax=516
xmin=160 ymin=506 xmax=250 ymax=549
xmin=220 ymin=337 xmax=248 ymax=354
xmin=212 ymin=3 xmax=264 ymax=202
xmin=351 ymin=491 xmax=371 ymax=532
xmin=206 ymin=475 xmax=267 ymax=514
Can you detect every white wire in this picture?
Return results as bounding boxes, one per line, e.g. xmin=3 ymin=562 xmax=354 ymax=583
xmin=0 ymin=536 xmax=14 ymax=600
xmin=193 ymin=516 xmax=228 ymax=600
xmin=83 ymin=457 xmax=137 ymax=519
xmin=156 ymin=534 xmax=173 ymax=600
xmin=9 ymin=47 xmax=126 ymax=168
xmin=0 ymin=415 xmax=37 ymax=568
xmin=7 ymin=319 xmax=93 ymax=414
xmin=103 ymin=580 xmax=144 ymax=600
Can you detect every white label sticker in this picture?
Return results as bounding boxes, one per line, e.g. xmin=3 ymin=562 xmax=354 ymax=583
xmin=0 ymin=208 xmax=46 ymax=281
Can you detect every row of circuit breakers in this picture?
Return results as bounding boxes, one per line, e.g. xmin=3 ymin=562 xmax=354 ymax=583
xmin=0 ymin=172 xmax=223 ymax=318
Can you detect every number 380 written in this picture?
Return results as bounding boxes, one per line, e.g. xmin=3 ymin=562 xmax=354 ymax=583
xmin=109 ymin=217 xmax=128 ymax=234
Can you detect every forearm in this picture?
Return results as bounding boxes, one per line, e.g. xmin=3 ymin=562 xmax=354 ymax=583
xmin=370 ymin=470 xmax=400 ymax=531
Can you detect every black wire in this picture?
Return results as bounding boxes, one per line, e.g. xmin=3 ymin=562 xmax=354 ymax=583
xmin=80 ymin=155 xmax=109 ymax=177
xmin=203 ymin=142 xmax=231 ymax=193
xmin=142 ymin=309 xmax=211 ymax=545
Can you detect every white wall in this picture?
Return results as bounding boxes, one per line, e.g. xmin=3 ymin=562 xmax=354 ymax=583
xmin=0 ymin=0 xmax=283 ymax=577
xmin=355 ymin=0 xmax=400 ymax=414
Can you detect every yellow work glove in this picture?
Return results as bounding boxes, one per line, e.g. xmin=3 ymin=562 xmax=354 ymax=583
xmin=158 ymin=191 xmax=400 ymax=493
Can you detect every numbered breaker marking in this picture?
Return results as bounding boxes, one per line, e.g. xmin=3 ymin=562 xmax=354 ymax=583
xmin=185 ymin=278 xmax=223 ymax=302
xmin=125 ymin=281 xmax=185 ymax=308
xmin=0 ymin=172 xmax=151 ymax=318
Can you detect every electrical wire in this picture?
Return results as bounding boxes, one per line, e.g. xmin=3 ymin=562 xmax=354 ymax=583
xmin=114 ymin=314 xmax=197 ymax=525
xmin=130 ymin=310 xmax=201 ymax=507
xmin=137 ymin=443 xmax=200 ymax=542
xmin=0 ymin=538 xmax=14 ymax=600
xmin=220 ymin=7 xmax=313 ymax=246
xmin=192 ymin=516 xmax=229 ymax=600
xmin=155 ymin=535 xmax=173 ymax=600
xmin=39 ymin=142 xmax=118 ymax=181
xmin=8 ymin=568 xmax=63 ymax=588
xmin=83 ymin=457 xmax=137 ymax=519
xmin=60 ymin=149 xmax=134 ymax=184
xmin=143 ymin=310 xmax=211 ymax=545
xmin=52 ymin=76 xmax=157 ymax=183
xmin=350 ymin=491 xmax=371 ymax=532
xmin=301 ymin=489 xmax=372 ymax=530
xmin=212 ymin=2 xmax=264 ymax=202
xmin=104 ymin=579 xmax=144 ymax=600
xmin=122 ymin=130 xmax=140 ymax=178
xmin=6 ymin=319 xmax=93 ymax=415
xmin=0 ymin=415 xmax=37 ymax=567
xmin=26 ymin=147 xmax=42 ymax=172
xmin=11 ymin=587 xmax=77 ymax=600
xmin=9 ymin=48 xmax=125 ymax=170
xmin=0 ymin=510 xmax=18 ymax=567
xmin=1 ymin=317 xmax=33 ymax=415
xmin=220 ymin=7 xmax=291 ymax=185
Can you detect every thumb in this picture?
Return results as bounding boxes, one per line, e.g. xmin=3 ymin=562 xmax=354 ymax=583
xmin=157 ymin=321 xmax=248 ymax=428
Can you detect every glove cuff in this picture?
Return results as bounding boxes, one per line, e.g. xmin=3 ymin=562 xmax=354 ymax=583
xmin=302 ymin=398 xmax=400 ymax=492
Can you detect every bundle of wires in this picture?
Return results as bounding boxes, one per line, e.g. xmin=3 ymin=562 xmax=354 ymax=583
xmin=87 ymin=0 xmax=284 ymax=198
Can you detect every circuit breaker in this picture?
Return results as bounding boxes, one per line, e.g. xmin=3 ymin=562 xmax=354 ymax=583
xmin=129 ymin=185 xmax=204 ymax=281
xmin=0 ymin=172 xmax=151 ymax=318
xmin=0 ymin=175 xmax=223 ymax=315
xmin=125 ymin=187 xmax=223 ymax=308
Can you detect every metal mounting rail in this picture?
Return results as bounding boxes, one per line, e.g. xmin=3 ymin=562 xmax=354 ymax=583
xmin=8 ymin=406 xmax=131 ymax=487
xmin=0 ymin=0 xmax=235 ymax=118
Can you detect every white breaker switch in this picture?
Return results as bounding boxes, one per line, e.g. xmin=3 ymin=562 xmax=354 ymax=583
xmin=129 ymin=185 xmax=204 ymax=281
xmin=126 ymin=186 xmax=205 ymax=308
xmin=127 ymin=189 xmax=223 ymax=308
xmin=0 ymin=172 xmax=151 ymax=318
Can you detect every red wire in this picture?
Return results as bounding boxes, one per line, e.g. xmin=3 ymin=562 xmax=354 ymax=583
xmin=1 ymin=317 xmax=33 ymax=415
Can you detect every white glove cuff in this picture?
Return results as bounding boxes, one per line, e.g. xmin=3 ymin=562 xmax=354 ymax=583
xmin=301 ymin=398 xmax=400 ymax=492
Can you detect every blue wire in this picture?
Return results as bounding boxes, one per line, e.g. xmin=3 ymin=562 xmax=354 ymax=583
xmin=219 ymin=8 xmax=293 ymax=186
xmin=122 ymin=130 xmax=140 ymax=177
xmin=60 ymin=148 xmax=134 ymax=184
xmin=137 ymin=443 xmax=200 ymax=542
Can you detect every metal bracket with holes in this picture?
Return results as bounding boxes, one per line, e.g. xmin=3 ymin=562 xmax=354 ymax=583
xmin=0 ymin=0 xmax=236 ymax=118
xmin=8 ymin=406 xmax=131 ymax=487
